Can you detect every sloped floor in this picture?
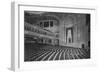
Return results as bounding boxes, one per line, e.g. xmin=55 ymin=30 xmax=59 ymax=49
xmin=24 ymin=43 xmax=90 ymax=61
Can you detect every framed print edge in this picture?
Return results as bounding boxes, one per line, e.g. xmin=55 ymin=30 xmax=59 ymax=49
xmin=11 ymin=1 xmax=97 ymax=71
xmin=11 ymin=2 xmax=20 ymax=71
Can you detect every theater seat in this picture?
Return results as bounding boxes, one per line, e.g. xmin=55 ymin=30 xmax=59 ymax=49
xmin=24 ymin=43 xmax=90 ymax=61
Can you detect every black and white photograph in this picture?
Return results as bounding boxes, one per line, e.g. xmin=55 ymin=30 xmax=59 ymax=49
xmin=10 ymin=2 xmax=98 ymax=71
xmin=24 ymin=11 xmax=90 ymax=62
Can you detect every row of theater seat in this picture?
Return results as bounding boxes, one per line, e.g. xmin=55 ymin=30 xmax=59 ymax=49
xmin=24 ymin=43 xmax=90 ymax=61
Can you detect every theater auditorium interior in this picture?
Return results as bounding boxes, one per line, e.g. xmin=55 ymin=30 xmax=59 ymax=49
xmin=24 ymin=11 xmax=90 ymax=61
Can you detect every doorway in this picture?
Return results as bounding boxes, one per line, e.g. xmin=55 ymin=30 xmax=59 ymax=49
xmin=66 ymin=27 xmax=73 ymax=44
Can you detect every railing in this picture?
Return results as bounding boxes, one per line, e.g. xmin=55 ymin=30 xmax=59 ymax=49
xmin=24 ymin=22 xmax=56 ymax=37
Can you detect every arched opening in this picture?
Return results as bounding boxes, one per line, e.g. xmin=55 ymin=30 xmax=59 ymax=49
xmin=66 ymin=27 xmax=73 ymax=44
